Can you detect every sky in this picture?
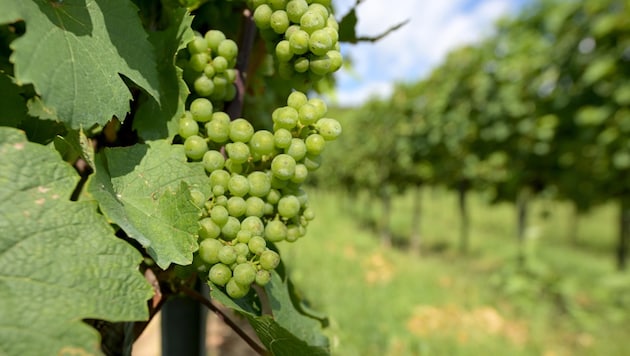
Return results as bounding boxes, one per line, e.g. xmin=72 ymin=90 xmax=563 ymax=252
xmin=330 ymin=0 xmax=531 ymax=106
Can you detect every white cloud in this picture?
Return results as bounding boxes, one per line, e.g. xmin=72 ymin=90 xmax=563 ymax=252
xmin=330 ymin=0 xmax=526 ymax=106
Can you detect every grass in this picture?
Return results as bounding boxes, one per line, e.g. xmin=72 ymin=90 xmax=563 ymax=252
xmin=279 ymin=187 xmax=630 ymax=356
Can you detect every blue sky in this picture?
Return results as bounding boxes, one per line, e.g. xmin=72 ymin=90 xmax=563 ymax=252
xmin=330 ymin=0 xmax=532 ymax=106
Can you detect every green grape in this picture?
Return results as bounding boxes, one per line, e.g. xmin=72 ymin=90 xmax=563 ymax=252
xmin=210 ymin=205 xmax=229 ymax=226
xmin=255 ymin=269 xmax=272 ymax=286
xmin=275 ymin=40 xmax=293 ymax=62
xmin=291 ymin=163 xmax=308 ymax=183
xmin=271 ymin=154 xmax=297 ymax=180
xmin=228 ymin=174 xmax=250 ymax=197
xmin=308 ymin=3 xmax=329 ymax=18
xmin=209 ymin=263 xmax=232 ymax=286
xmin=316 ymin=117 xmax=342 ymax=140
xmin=272 ymin=106 xmax=299 ymax=130
xmin=233 ymin=263 xmax=257 ymax=286
xmin=269 ymin=0 xmax=287 ymax=10
xmin=278 ymin=195 xmax=300 ymax=218
xmin=286 ymin=224 xmax=301 ymax=242
xmin=225 ymin=83 xmax=237 ymax=102
xmin=303 ymin=153 xmax=322 ymax=170
xmin=308 ymin=29 xmax=332 ymax=56
xmin=295 ymin=188 xmax=309 ymax=207
xmin=286 ymin=138 xmax=307 ymax=161
xmin=193 ymin=74 xmax=215 ymax=97
xmin=210 ymin=170 xmax=231 ymax=189
xmin=293 ymin=57 xmax=310 ymax=73
xmin=234 ymin=242 xmax=250 ymax=256
xmin=241 ymin=216 xmax=265 ymax=237
xmin=327 ymin=49 xmax=343 ymax=72
xmin=227 ymin=196 xmax=247 ymax=217
xmin=218 ymin=245 xmax=237 ymax=264
xmin=286 ymin=0 xmax=308 ymax=23
xmin=198 ymin=238 xmax=223 ymax=264
xmin=189 ymin=52 xmax=209 ymax=72
xmin=309 ymin=54 xmax=331 ymax=75
xmin=314 ymin=0 xmax=332 ymax=7
xmin=236 ymin=230 xmax=252 ymax=243
xmin=305 ymin=133 xmax=326 ymax=155
xmin=248 ymin=235 xmax=267 ymax=254
xmin=270 ymin=10 xmax=290 ymax=34
xmin=302 ymin=207 xmax=315 ymax=220
xmin=224 ymin=158 xmax=244 ymax=174
xmin=206 ymin=119 xmax=230 ymax=143
xmin=246 ymin=196 xmax=266 ymax=217
xmin=202 ymin=150 xmax=225 ymax=173
xmin=213 ymin=111 xmax=231 ymax=124
xmin=264 ymin=219 xmax=288 ymax=242
xmin=289 ymin=30 xmax=309 ymax=55
xmin=270 ymin=175 xmax=289 ymax=189
xmin=213 ymin=75 xmax=229 ymax=98
xmin=300 ymin=10 xmax=326 ymax=33
xmin=212 ymin=56 xmax=228 ymax=73
xmin=188 ymin=36 xmax=209 ymax=54
xmin=184 ymin=135 xmax=208 ymax=160
xmin=253 ymin=4 xmax=273 ymax=29
xmin=226 ymin=278 xmax=250 ymax=298
xmin=178 ymin=112 xmax=199 ymax=139
xmin=212 ymin=185 xmax=225 ymax=197
xmin=225 ymin=142 xmax=250 ymax=164
xmin=274 ymin=128 xmax=293 ymax=149
xmin=248 ymin=171 xmax=272 ymax=197
xmin=266 ymin=189 xmax=282 ymax=204
xmin=298 ymin=103 xmax=319 ymax=125
xmin=190 ymin=189 xmax=206 ymax=209
xmin=287 ymin=91 xmax=308 ymax=109
xmin=218 ymin=39 xmax=238 ymax=62
xmin=190 ymin=98 xmax=213 ymax=122
xmin=214 ymin=195 xmax=228 ymax=206
xmin=199 ymin=217 xmax=222 ymax=240
xmin=221 ymin=216 xmax=241 ymax=241
xmin=229 ymin=119 xmax=255 ymax=142
xmin=264 ymin=202 xmax=275 ymax=215
xmin=259 ymin=249 xmax=281 ymax=270
xmin=285 ymin=24 xmax=301 ymax=40
xmin=225 ymin=68 xmax=238 ymax=83
xmin=205 ymin=29 xmax=226 ymax=53
xmin=204 ymin=63 xmax=216 ymax=78
xmin=249 ymin=130 xmax=276 ymax=157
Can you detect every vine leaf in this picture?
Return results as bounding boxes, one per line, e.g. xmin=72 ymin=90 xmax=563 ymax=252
xmin=134 ymin=7 xmax=194 ymax=141
xmin=87 ymin=140 xmax=211 ymax=269
xmin=0 ymin=0 xmax=160 ymax=128
xmin=0 ymin=127 xmax=153 ymax=356
xmin=338 ymin=0 xmax=408 ymax=44
xmin=0 ymin=74 xmax=28 ymax=127
xmin=210 ymin=271 xmax=330 ymax=355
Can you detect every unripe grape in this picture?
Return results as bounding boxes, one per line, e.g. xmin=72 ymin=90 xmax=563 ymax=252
xmin=248 ymin=235 xmax=267 ymax=255
xmin=275 ymin=40 xmax=293 ymax=62
xmin=278 ymin=195 xmax=301 ymax=218
xmin=190 ymin=189 xmax=206 ymax=209
xmin=327 ymin=49 xmax=343 ymax=72
xmin=241 ymin=216 xmax=265 ymax=237
xmin=178 ymin=112 xmax=199 ymax=139
xmin=302 ymin=207 xmax=315 ymax=220
xmin=254 ymin=269 xmax=271 ymax=286
xmin=188 ymin=36 xmax=209 ymax=54
xmin=265 ymin=220 xmax=288 ymax=242
xmin=286 ymin=138 xmax=307 ymax=161
xmin=206 ymin=120 xmax=230 ymax=143
xmin=226 ymin=278 xmax=250 ymax=298
xmin=209 ymin=263 xmax=232 ymax=286
xmin=213 ymin=111 xmax=231 ymax=124
xmin=229 ymin=119 xmax=255 ymax=143
xmin=286 ymin=0 xmax=308 ymax=23
xmin=233 ymin=263 xmax=257 ymax=286
xmin=205 ymin=29 xmax=226 ymax=53
xmin=259 ymin=249 xmax=281 ymax=270
xmin=316 ymin=118 xmax=342 ymax=140
xmin=225 ymin=142 xmax=250 ymax=164
xmin=270 ymin=10 xmax=290 ymax=34
xmin=236 ymin=230 xmax=252 ymax=243
xmin=225 ymin=83 xmax=237 ymax=101
xmin=287 ymin=91 xmax=308 ymax=109
xmin=190 ymin=98 xmax=213 ymax=122
xmin=309 ymin=97 xmax=327 ymax=117
xmin=193 ymin=74 xmax=215 ymax=97
xmin=285 ymin=24 xmax=301 ymax=40
xmin=210 ymin=205 xmax=229 ymax=226
xmin=272 ymin=106 xmax=299 ymax=130
xmin=266 ymin=189 xmax=282 ymax=204
xmin=271 ymin=154 xmax=297 ymax=180
xmin=199 ymin=217 xmax=222 ymax=240
xmin=218 ymin=39 xmax=238 ymax=62
xmin=304 ymin=153 xmax=322 ymax=170
xmin=289 ymin=30 xmax=309 ymax=55
xmin=212 ymin=56 xmax=228 ymax=73
xmin=227 ymin=196 xmax=247 ymax=217
xmin=227 ymin=174 xmax=250 ymax=197
xmin=189 ymin=53 xmax=209 ymax=72
xmin=298 ymin=103 xmax=319 ymax=125
xmin=253 ymin=4 xmax=273 ymax=29
xmin=221 ymin=216 xmax=241 ymax=241
xmin=218 ymin=245 xmax=237 ymax=264
xmin=203 ymin=150 xmax=225 ymax=173
xmin=294 ymin=57 xmax=310 ymax=73
xmin=274 ymin=129 xmax=293 ymax=149
xmin=246 ymin=196 xmax=266 ymax=217
xmin=249 ymin=130 xmax=275 ymax=157
xmin=210 ymin=169 xmax=230 ymax=189
xmin=305 ymin=133 xmax=326 ymax=155
xmin=286 ymin=224 xmax=301 ymax=242
xmin=198 ymin=238 xmax=222 ymax=264
xmin=269 ymin=0 xmax=287 ymax=11
xmin=309 ymin=29 xmax=333 ymax=56
xmin=264 ymin=202 xmax=275 ymax=215
xmin=225 ymin=69 xmax=237 ymax=83
xmin=248 ymin=171 xmax=272 ymax=197
xmin=300 ymin=10 xmax=326 ymax=33
xmin=309 ymin=54 xmax=331 ymax=75
xmin=214 ymin=195 xmax=228 ymax=207
xmin=291 ymin=163 xmax=309 ymax=183
xmin=204 ymin=63 xmax=216 ymax=78
xmin=184 ymin=135 xmax=208 ymax=160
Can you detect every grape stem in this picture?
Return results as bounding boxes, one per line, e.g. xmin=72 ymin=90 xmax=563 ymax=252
xmin=226 ymin=8 xmax=257 ymax=120
xmin=179 ymin=284 xmax=269 ymax=356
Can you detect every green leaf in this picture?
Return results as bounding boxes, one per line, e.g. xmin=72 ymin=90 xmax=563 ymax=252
xmin=134 ymin=7 xmax=194 ymax=141
xmin=338 ymin=0 xmax=408 ymax=44
xmin=0 ymin=73 xmax=28 ymax=127
xmin=0 ymin=127 xmax=153 ymax=356
xmin=209 ymin=270 xmax=330 ymax=355
xmin=0 ymin=0 xmax=160 ymax=128
xmin=87 ymin=140 xmax=211 ymax=269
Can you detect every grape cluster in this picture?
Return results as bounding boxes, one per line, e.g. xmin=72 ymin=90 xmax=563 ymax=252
xmin=180 ymin=29 xmax=239 ymax=106
xmin=177 ymin=90 xmax=341 ymax=298
xmin=248 ymin=0 xmax=342 ymax=80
